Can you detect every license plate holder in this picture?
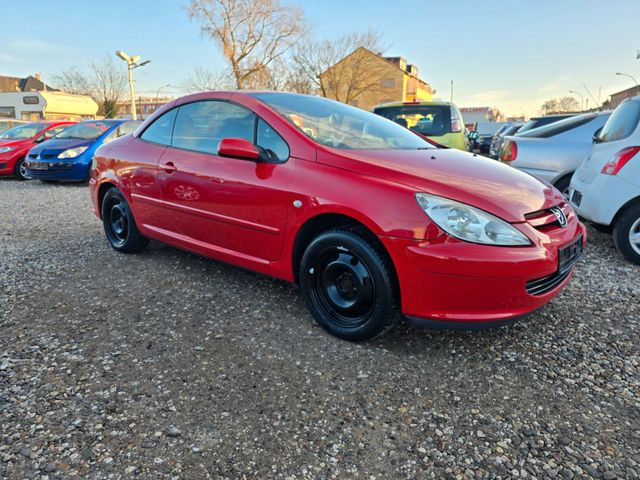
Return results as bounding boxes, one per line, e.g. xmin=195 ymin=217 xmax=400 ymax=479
xmin=558 ymin=235 xmax=583 ymax=272
xmin=571 ymin=189 xmax=582 ymax=207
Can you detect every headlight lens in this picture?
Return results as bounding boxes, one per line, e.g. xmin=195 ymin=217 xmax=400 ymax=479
xmin=0 ymin=146 xmax=15 ymax=154
xmin=58 ymin=146 xmax=88 ymax=159
xmin=415 ymin=193 xmax=531 ymax=246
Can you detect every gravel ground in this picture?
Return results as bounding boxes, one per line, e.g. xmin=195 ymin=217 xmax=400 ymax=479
xmin=1 ymin=179 xmax=638 ymax=480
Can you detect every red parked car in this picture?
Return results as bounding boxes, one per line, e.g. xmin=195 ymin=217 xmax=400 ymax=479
xmin=0 ymin=121 xmax=76 ymax=179
xmin=90 ymin=92 xmax=586 ymax=341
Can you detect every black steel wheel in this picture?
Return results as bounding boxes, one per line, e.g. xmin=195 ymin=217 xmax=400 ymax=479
xmin=300 ymin=227 xmax=399 ymax=341
xmin=101 ymin=188 xmax=148 ymax=253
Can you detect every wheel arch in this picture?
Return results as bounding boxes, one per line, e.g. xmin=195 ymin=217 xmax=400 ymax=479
xmin=612 ymin=195 xmax=640 ymax=226
xmin=97 ymin=181 xmax=118 ymax=219
xmin=290 ymin=211 xmax=395 ymax=285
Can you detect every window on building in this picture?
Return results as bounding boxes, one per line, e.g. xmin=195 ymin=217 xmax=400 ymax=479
xmin=381 ymin=78 xmax=395 ymax=89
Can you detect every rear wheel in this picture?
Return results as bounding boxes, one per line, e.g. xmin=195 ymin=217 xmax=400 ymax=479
xmin=613 ymin=204 xmax=640 ymax=265
xmin=299 ymin=227 xmax=399 ymax=341
xmin=101 ymin=188 xmax=148 ymax=253
xmin=13 ymin=158 xmax=30 ymax=180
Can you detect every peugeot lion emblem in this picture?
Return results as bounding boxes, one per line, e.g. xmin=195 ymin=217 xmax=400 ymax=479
xmin=551 ymin=207 xmax=567 ymax=228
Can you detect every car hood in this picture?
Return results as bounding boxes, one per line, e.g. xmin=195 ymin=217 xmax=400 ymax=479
xmin=318 ymin=148 xmax=563 ymax=223
xmin=0 ymin=139 xmax=31 ymax=148
xmin=29 ymin=138 xmax=95 ymax=155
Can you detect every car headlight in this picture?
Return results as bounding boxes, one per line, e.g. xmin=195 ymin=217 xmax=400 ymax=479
xmin=58 ymin=146 xmax=88 ymax=159
xmin=415 ymin=193 xmax=531 ymax=246
xmin=0 ymin=146 xmax=15 ymax=154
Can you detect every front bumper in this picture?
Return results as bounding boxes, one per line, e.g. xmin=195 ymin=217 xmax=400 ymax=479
xmin=24 ymin=157 xmax=91 ymax=182
xmin=0 ymin=152 xmax=21 ymax=175
xmin=380 ymin=217 xmax=586 ymax=326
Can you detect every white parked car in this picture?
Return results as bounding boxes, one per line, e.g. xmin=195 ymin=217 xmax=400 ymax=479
xmin=570 ymin=96 xmax=640 ymax=264
xmin=500 ymin=111 xmax=611 ymax=196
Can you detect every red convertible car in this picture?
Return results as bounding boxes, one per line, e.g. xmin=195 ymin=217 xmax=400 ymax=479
xmin=90 ymin=92 xmax=586 ymax=341
xmin=0 ymin=121 xmax=75 ymax=179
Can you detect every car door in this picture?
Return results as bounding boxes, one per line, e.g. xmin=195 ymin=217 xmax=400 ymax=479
xmin=126 ymin=108 xmax=178 ymax=232
xmin=157 ymin=100 xmax=294 ymax=263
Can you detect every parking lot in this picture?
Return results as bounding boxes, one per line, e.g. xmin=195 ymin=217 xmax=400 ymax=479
xmin=0 ymin=179 xmax=638 ymax=479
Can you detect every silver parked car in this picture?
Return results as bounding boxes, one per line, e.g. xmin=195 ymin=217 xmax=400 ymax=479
xmin=489 ymin=122 xmax=523 ymax=159
xmin=499 ymin=111 xmax=611 ymax=196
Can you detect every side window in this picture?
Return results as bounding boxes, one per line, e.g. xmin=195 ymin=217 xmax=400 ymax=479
xmin=140 ymin=108 xmax=178 ymax=146
xmin=172 ymin=101 xmax=255 ymax=155
xmin=257 ymin=119 xmax=289 ymax=161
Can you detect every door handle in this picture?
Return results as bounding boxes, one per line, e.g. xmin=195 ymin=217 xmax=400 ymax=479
xmin=161 ymin=161 xmax=177 ymax=173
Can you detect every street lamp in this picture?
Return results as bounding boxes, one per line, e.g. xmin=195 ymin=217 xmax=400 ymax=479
xmin=615 ymin=72 xmax=639 ymax=95
xmin=116 ymin=50 xmax=151 ymax=120
xmin=569 ymin=90 xmax=584 ymax=111
xmin=155 ymin=84 xmax=171 ymax=102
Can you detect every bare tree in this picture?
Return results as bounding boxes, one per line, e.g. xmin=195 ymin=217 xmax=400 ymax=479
xmin=292 ymin=30 xmax=386 ymax=101
xmin=52 ymin=68 xmax=91 ymax=95
xmin=540 ymin=96 xmax=580 ymax=115
xmin=90 ymin=56 xmax=128 ymax=118
xmin=181 ymin=66 xmax=232 ymax=92
xmin=186 ymin=0 xmax=305 ymax=89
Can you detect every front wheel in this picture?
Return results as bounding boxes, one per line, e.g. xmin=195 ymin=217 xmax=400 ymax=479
xmin=101 ymin=188 xmax=148 ymax=253
xmin=299 ymin=227 xmax=399 ymax=341
xmin=613 ymin=204 xmax=640 ymax=265
xmin=13 ymin=158 xmax=31 ymax=180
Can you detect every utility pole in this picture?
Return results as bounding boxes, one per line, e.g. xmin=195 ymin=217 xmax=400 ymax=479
xmin=116 ymin=51 xmax=151 ymax=120
xmin=450 ymin=80 xmax=454 ymax=103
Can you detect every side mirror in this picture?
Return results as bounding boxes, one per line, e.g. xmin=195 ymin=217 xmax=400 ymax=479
xmin=218 ymin=138 xmax=261 ymax=161
xmin=34 ymin=135 xmax=47 ymax=143
xmin=592 ymin=127 xmax=603 ymax=144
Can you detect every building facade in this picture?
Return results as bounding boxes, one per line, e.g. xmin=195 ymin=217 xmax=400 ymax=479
xmin=608 ymin=85 xmax=640 ymax=110
xmin=116 ymin=97 xmax=172 ymax=119
xmin=320 ymin=48 xmax=433 ymax=111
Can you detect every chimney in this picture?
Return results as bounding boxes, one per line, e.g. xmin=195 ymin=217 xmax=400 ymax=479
xmin=35 ymin=73 xmax=42 ymax=81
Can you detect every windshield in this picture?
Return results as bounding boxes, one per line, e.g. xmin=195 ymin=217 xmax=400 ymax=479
xmin=0 ymin=123 xmax=42 ymax=140
xmin=373 ymin=105 xmax=451 ymax=137
xmin=55 ymin=121 xmax=112 ymax=140
xmin=251 ymin=93 xmax=434 ymax=150
xmin=598 ymin=100 xmax=640 ymax=143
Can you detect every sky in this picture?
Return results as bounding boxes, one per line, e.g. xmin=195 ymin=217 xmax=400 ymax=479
xmin=1 ymin=0 xmax=639 ymax=117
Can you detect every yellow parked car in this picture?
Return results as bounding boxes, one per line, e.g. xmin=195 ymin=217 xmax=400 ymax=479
xmin=372 ymin=101 xmax=469 ymax=151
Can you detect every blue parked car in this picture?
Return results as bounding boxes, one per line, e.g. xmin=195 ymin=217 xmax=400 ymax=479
xmin=25 ymin=120 xmax=140 ymax=182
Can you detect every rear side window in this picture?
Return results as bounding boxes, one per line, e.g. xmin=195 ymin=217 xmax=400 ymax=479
xmin=141 ymin=109 xmax=178 ymax=146
xmin=172 ymin=101 xmax=255 ymax=154
xmin=517 ymin=114 xmax=596 ymax=139
xmin=599 ymin=101 xmax=640 ymax=143
xmin=374 ymin=105 xmax=452 ymax=136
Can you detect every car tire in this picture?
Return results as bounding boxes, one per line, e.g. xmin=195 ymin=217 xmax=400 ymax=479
xmin=613 ymin=204 xmax=640 ymax=265
xmin=101 ymin=188 xmax=148 ymax=253
xmin=13 ymin=157 xmax=30 ymax=180
xmin=299 ymin=227 xmax=399 ymax=341
xmin=554 ymin=175 xmax=572 ymax=199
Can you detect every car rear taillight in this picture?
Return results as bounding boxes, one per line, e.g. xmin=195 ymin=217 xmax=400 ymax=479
xmin=451 ymin=118 xmax=461 ymax=133
xmin=601 ymin=146 xmax=640 ymax=175
xmin=501 ymin=141 xmax=518 ymax=162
